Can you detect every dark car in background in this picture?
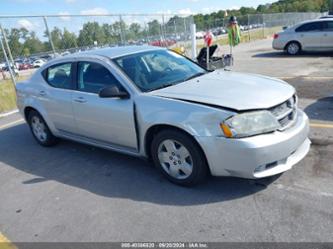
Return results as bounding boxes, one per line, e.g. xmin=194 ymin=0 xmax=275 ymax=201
xmin=19 ymin=62 xmax=33 ymax=71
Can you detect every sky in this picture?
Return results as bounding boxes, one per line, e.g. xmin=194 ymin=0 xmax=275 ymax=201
xmin=0 ymin=0 xmax=274 ymax=16
xmin=0 ymin=0 xmax=274 ymax=39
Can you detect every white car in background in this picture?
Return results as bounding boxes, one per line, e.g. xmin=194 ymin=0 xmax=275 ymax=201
xmin=195 ymin=31 xmax=205 ymax=39
xmin=0 ymin=62 xmax=5 ymax=69
xmin=32 ymin=59 xmax=46 ymax=68
xmin=273 ymin=18 xmax=333 ymax=55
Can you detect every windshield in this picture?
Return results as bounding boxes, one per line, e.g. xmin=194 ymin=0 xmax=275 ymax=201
xmin=113 ymin=49 xmax=207 ymax=92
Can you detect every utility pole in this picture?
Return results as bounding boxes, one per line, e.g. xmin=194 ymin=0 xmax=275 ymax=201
xmin=0 ymin=31 xmax=16 ymax=85
xmin=43 ymin=16 xmax=56 ymax=55
xmin=144 ymin=22 xmax=149 ymax=43
xmin=0 ymin=25 xmax=16 ymax=70
xmin=162 ymin=14 xmax=167 ymax=46
xmin=119 ymin=15 xmax=125 ymax=45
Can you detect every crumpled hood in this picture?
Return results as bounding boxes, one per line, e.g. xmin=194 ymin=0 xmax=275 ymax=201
xmin=149 ymin=71 xmax=295 ymax=111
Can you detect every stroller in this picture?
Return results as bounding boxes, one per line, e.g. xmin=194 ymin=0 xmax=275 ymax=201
xmin=196 ymin=44 xmax=233 ymax=70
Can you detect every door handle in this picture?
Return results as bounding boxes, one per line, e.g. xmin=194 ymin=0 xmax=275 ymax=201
xmin=39 ymin=90 xmax=46 ymax=96
xmin=74 ymin=97 xmax=87 ymax=103
xmin=323 ymin=33 xmax=328 ymax=37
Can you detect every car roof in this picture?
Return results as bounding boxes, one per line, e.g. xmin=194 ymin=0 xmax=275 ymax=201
xmin=287 ymin=18 xmax=333 ymax=29
xmin=39 ymin=45 xmax=166 ymax=67
xmin=72 ymin=45 xmax=164 ymax=59
xmin=299 ymin=18 xmax=333 ymax=25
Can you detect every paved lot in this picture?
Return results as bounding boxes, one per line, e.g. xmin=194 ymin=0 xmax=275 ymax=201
xmin=0 ymin=39 xmax=332 ymax=243
xmin=230 ymin=38 xmax=333 ymax=78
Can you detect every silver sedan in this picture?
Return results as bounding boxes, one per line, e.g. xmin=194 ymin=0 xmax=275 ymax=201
xmin=16 ymin=46 xmax=310 ymax=186
xmin=273 ymin=18 xmax=333 ymax=55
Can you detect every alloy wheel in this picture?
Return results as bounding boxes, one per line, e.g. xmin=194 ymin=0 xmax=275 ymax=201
xmin=31 ymin=116 xmax=48 ymax=143
xmin=157 ymin=139 xmax=193 ymax=179
xmin=287 ymin=43 xmax=300 ymax=55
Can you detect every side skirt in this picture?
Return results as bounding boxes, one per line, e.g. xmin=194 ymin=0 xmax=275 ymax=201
xmin=58 ymin=130 xmax=143 ymax=158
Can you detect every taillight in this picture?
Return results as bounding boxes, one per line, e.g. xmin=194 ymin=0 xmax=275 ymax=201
xmin=273 ymin=34 xmax=279 ymax=39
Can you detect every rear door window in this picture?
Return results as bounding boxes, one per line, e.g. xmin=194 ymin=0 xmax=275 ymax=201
xmin=323 ymin=21 xmax=333 ymax=31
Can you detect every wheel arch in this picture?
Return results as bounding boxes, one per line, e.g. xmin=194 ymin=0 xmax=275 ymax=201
xmin=24 ymin=106 xmax=38 ymax=121
xmin=284 ymin=40 xmax=302 ymax=51
xmin=144 ymin=124 xmax=210 ymax=174
xmin=23 ymin=105 xmax=57 ymax=134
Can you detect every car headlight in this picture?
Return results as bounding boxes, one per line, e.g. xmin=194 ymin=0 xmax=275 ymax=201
xmin=220 ymin=111 xmax=281 ymax=138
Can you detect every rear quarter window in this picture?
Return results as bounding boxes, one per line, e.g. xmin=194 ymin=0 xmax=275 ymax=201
xmin=43 ymin=63 xmax=73 ymax=89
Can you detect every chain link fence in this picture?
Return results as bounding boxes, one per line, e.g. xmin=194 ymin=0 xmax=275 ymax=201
xmin=0 ymin=11 xmax=328 ymax=83
xmin=0 ymin=14 xmax=194 ymax=81
xmin=196 ymin=12 xmax=327 ymax=46
xmin=0 ymin=11 xmax=329 ymax=114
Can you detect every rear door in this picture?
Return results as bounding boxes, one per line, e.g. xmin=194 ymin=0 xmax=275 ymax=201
xmin=40 ymin=62 xmax=77 ymax=133
xmin=71 ymin=59 xmax=137 ymax=150
xmin=295 ymin=22 xmax=324 ymax=50
xmin=322 ymin=21 xmax=333 ymax=50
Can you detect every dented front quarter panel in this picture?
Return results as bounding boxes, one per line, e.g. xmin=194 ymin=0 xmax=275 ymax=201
xmin=135 ymin=94 xmax=236 ymax=156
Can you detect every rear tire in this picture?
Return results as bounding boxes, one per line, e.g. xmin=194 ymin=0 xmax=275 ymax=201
xmin=151 ymin=129 xmax=208 ymax=186
xmin=286 ymin=42 xmax=301 ymax=55
xmin=28 ymin=110 xmax=58 ymax=147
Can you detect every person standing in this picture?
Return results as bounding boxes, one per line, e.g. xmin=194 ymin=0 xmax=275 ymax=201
xmin=227 ymin=16 xmax=241 ymax=47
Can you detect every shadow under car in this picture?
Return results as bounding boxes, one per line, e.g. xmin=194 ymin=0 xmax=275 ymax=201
xmin=0 ymin=124 xmax=280 ymax=206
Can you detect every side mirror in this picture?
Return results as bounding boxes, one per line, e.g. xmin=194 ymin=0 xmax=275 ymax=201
xmin=282 ymin=26 xmax=288 ymax=30
xmin=98 ymin=85 xmax=129 ymax=99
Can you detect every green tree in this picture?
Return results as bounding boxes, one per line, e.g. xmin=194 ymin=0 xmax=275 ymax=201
xmin=19 ymin=28 xmax=29 ymax=40
xmin=257 ymin=4 xmax=269 ymax=13
xmin=50 ymin=27 xmax=63 ymax=50
xmin=6 ymin=28 xmax=23 ymax=58
xmin=23 ymin=47 xmax=30 ymax=57
xmin=147 ymin=20 xmax=161 ymax=36
xmin=62 ymin=28 xmax=77 ymax=49
xmin=129 ymin=23 xmax=141 ymax=37
xmin=112 ymin=20 xmax=127 ymax=42
xmin=102 ymin=23 xmax=122 ymax=44
xmin=23 ymin=31 xmax=45 ymax=54
xmin=78 ymin=22 xmax=106 ymax=47
xmin=166 ymin=16 xmax=187 ymax=34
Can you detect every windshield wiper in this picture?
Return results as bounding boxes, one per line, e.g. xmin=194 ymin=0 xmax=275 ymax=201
xmin=148 ymin=83 xmax=174 ymax=92
xmin=183 ymin=72 xmax=206 ymax=82
xmin=147 ymin=72 xmax=207 ymax=92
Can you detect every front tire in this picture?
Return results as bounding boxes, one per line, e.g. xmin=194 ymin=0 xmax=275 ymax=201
xmin=28 ymin=110 xmax=58 ymax=147
xmin=286 ymin=42 xmax=301 ymax=55
xmin=151 ymin=129 xmax=208 ymax=186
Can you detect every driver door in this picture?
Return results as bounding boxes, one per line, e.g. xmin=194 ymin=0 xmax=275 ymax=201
xmin=71 ymin=60 xmax=137 ymax=150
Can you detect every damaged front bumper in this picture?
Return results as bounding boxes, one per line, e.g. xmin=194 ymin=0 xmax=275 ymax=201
xmin=195 ymin=109 xmax=310 ymax=179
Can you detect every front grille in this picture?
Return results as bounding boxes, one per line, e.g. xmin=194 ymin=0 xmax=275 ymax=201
xmin=269 ymin=95 xmax=297 ymax=130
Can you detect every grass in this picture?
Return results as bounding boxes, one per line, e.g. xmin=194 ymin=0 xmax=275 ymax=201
xmin=0 ymin=76 xmax=29 ymax=114
xmin=0 ymin=79 xmax=17 ymax=114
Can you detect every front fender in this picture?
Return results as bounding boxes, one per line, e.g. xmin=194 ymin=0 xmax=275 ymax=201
xmin=135 ymin=95 xmax=234 ymax=155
